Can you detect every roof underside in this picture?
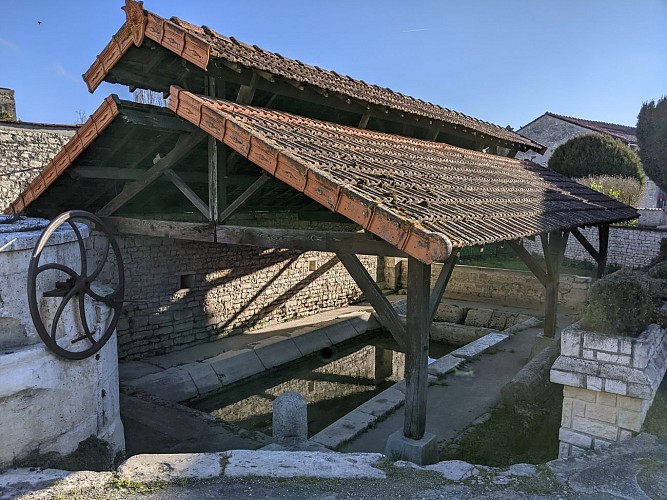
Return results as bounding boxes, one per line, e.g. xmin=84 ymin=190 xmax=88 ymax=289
xmin=83 ymin=1 xmax=544 ymax=154
xmin=6 ymin=91 xmax=638 ymax=264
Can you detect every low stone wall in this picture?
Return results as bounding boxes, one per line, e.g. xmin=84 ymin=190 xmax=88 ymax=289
xmin=390 ymin=260 xmax=590 ymax=309
xmin=522 ymin=226 xmax=666 ymax=269
xmin=551 ymin=321 xmax=667 ymax=457
xmin=91 ymin=234 xmax=375 ymax=360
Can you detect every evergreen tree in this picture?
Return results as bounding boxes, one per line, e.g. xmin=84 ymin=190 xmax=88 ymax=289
xmin=637 ymin=97 xmax=667 ymax=192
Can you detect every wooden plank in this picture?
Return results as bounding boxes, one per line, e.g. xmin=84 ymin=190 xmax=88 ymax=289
xmin=218 ymin=173 xmax=271 ymax=223
xmin=428 ymin=252 xmax=458 ymax=323
xmin=404 ymin=256 xmax=431 ymax=440
xmin=337 ymin=253 xmax=407 ymax=350
xmin=597 ymin=224 xmax=609 ymax=279
xmin=105 ymin=217 xmax=409 ymax=257
xmin=162 ymin=169 xmax=210 ymax=218
xmin=507 ymin=240 xmax=547 ymax=287
xmin=571 ymin=227 xmax=599 ymax=261
xmin=358 ymin=109 xmax=371 ymax=129
xmin=97 ymin=131 xmax=206 ymax=216
xmin=236 ymin=71 xmax=259 ymax=105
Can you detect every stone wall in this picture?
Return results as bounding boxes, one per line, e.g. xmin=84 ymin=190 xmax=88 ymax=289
xmin=515 ymin=114 xmax=592 ymax=167
xmin=0 ymin=88 xmax=16 ymax=121
xmin=0 ymin=121 xmax=76 ymax=210
xmin=91 ymin=234 xmax=375 ymax=360
xmin=522 ymin=226 xmax=666 ymax=269
xmin=391 ymin=260 xmax=590 ymax=309
xmin=551 ymin=321 xmax=667 ymax=457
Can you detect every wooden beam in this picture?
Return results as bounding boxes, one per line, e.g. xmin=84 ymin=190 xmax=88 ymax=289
xmin=358 ymin=109 xmax=371 ymax=129
xmin=507 ymin=240 xmax=547 ymax=287
xmin=428 ymin=252 xmax=459 ymax=323
xmin=218 ymin=173 xmax=271 ymax=223
xmin=207 ymin=76 xmax=219 ymax=222
xmin=542 ymin=231 xmax=569 ymax=338
xmin=97 ymin=131 xmax=206 ymax=216
xmin=162 ymin=169 xmax=209 ymax=218
xmin=571 ymin=227 xmax=599 ymax=261
xmin=105 ymin=217 xmax=409 ymax=257
xmin=597 ymin=224 xmax=609 ymax=279
xmin=404 ymin=256 xmax=431 ymax=440
xmin=69 ymin=166 xmax=208 ymax=183
xmin=236 ymin=71 xmax=259 ymax=105
xmin=337 ymin=253 xmax=407 ymax=350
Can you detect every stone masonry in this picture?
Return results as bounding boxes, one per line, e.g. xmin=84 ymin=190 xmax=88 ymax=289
xmin=90 ymin=234 xmax=375 ymax=360
xmin=551 ymin=321 xmax=667 ymax=458
xmin=522 ymin=226 xmax=665 ymax=269
xmin=0 ymin=120 xmax=76 ymax=209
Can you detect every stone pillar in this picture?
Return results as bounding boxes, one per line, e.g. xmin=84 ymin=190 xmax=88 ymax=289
xmin=273 ymin=392 xmax=308 ymax=445
xmin=551 ymin=321 xmax=667 ymax=458
xmin=0 ymin=88 xmax=16 ymax=121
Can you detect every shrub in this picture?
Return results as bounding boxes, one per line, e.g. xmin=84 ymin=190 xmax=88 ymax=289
xmin=549 ymin=134 xmax=644 ymax=182
xmin=582 ymin=269 xmax=665 ymax=337
xmin=574 ymin=175 xmax=643 ymax=207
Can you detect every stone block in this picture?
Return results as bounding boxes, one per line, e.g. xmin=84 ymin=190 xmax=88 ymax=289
xmin=603 ymin=379 xmax=627 ymax=396
xmin=355 ymin=388 xmax=405 ymax=417
xmin=449 ymin=333 xmax=509 ymax=360
xmin=584 ymin=403 xmax=617 ymax=424
xmin=427 ymin=355 xmax=465 ymax=377
xmin=586 ymin=375 xmax=603 ymax=391
xmin=464 ymin=308 xmax=494 ymax=327
xmin=561 ymin=328 xmax=582 ymax=357
xmin=617 ymin=409 xmax=642 ymax=432
xmin=208 ymin=349 xmax=266 ymax=385
xmin=617 ymin=395 xmax=643 ymax=411
xmin=559 ymin=428 xmax=592 ymax=449
xmin=273 ymin=392 xmax=308 ymax=444
xmin=128 ymin=367 xmax=198 ymax=402
xmin=572 ymin=416 xmax=618 ymax=441
xmin=488 ymin=311 xmax=508 ymax=330
xmin=596 ymin=352 xmax=632 ymax=365
xmin=182 ymin=362 xmax=222 ymax=396
xmin=550 ymin=369 xmax=583 ymax=388
xmin=434 ymin=304 xmax=467 ymax=324
xmin=430 ymin=322 xmax=492 ymax=346
xmin=254 ymin=337 xmax=302 ymax=370
xmin=292 ymin=329 xmax=332 ymax=356
xmin=385 ymin=430 xmax=439 ymax=465
xmin=310 ymin=411 xmax=377 ymax=450
xmin=583 ymin=333 xmax=619 ymax=353
xmin=323 ymin=321 xmax=360 ymax=345
xmin=596 ymin=392 xmax=618 ymax=407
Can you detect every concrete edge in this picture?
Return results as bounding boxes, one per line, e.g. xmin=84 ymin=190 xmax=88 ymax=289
xmin=501 ymin=339 xmax=561 ymax=405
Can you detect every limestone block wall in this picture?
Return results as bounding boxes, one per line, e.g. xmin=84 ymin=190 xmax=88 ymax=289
xmin=522 ymin=226 xmax=666 ymax=269
xmin=515 ymin=114 xmax=592 ymax=166
xmin=551 ymin=322 xmax=667 ymax=457
xmin=392 ymin=260 xmax=590 ymax=309
xmin=0 ymin=121 xmax=76 ymax=210
xmin=90 ymin=234 xmax=375 ymax=360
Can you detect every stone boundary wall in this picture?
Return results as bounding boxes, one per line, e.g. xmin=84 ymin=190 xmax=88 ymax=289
xmin=522 ymin=226 xmax=666 ymax=269
xmin=90 ymin=234 xmax=375 ymax=360
xmin=0 ymin=121 xmax=77 ymax=210
xmin=390 ymin=259 xmax=590 ymax=309
xmin=551 ymin=321 xmax=667 ymax=457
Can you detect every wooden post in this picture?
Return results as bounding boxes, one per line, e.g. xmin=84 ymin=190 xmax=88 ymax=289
xmin=404 ymin=256 xmax=431 ymax=440
xmin=207 ymin=76 xmax=219 ymax=222
xmin=597 ymin=225 xmax=609 ymax=279
xmin=542 ymin=231 xmax=569 ymax=338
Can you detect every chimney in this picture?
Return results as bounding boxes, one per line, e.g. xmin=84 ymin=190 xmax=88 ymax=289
xmin=0 ymin=88 xmax=17 ymax=121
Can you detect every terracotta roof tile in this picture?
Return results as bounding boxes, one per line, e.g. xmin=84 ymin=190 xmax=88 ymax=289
xmin=168 ymin=86 xmax=637 ymax=263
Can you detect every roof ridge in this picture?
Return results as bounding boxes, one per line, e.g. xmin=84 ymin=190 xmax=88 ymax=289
xmin=546 ymin=112 xmax=636 ymax=131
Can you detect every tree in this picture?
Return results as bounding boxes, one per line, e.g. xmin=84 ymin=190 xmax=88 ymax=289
xmin=637 ymin=97 xmax=667 ymax=192
xmin=548 ymin=134 xmax=644 ymax=182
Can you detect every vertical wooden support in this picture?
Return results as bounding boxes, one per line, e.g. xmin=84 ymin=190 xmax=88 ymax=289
xmin=597 ymin=225 xmax=609 ymax=279
xmin=404 ymin=256 xmax=431 ymax=440
xmin=207 ymin=76 xmax=218 ymax=221
xmin=542 ymin=231 xmax=569 ymax=338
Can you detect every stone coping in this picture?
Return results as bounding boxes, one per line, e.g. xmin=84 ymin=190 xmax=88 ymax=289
xmin=0 ymin=216 xmax=89 ymax=252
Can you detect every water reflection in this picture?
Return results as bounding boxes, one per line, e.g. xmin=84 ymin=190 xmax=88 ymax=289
xmin=191 ymin=331 xmax=454 ymax=436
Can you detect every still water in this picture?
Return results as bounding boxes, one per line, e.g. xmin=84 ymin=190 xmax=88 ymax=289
xmin=191 ymin=330 xmax=454 ymax=437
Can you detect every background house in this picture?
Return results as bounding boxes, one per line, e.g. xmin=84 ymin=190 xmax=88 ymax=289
xmin=516 ymin=112 xmax=664 ymax=210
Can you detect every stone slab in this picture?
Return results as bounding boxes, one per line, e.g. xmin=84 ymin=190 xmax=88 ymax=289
xmin=208 ymin=349 xmax=266 ymax=385
xmin=450 ymin=333 xmax=510 ymax=360
xmin=428 ymin=355 xmax=465 ymax=377
xmin=128 ymin=367 xmax=198 ymax=402
xmin=118 ymin=453 xmax=224 ymax=483
xmin=310 ymin=410 xmax=377 ymax=450
xmin=224 ymin=450 xmax=386 ymax=479
xmin=291 ymin=329 xmax=332 ymax=356
xmin=118 ymin=361 xmax=163 ymax=382
xmin=323 ymin=321 xmax=363 ymax=345
xmin=385 ymin=430 xmax=439 ymax=465
xmin=182 ymin=362 xmax=222 ymax=396
xmin=355 ymin=388 xmax=405 ymax=417
xmin=253 ymin=337 xmax=302 ymax=370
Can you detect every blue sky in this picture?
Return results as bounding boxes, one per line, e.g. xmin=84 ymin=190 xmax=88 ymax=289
xmin=1 ymin=1 xmax=665 ymax=130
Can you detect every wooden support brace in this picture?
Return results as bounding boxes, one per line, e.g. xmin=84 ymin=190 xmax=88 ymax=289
xmin=337 ymin=253 xmax=407 ymax=350
xmin=218 ymin=173 xmax=271 ymax=223
xmin=571 ymin=227 xmax=599 ymax=261
xmin=507 ymin=240 xmax=547 ymax=287
xmin=162 ymin=169 xmax=209 ymax=218
xmin=358 ymin=109 xmax=371 ymax=129
xmin=428 ymin=252 xmax=458 ymax=323
xmin=404 ymin=256 xmax=431 ymax=440
xmin=97 ymin=131 xmax=206 ymax=216
xmin=236 ymin=71 xmax=259 ymax=105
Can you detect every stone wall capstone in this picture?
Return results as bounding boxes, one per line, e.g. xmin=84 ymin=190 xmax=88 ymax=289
xmin=0 ymin=121 xmax=76 ymax=210
xmin=90 ymin=234 xmax=375 ymax=360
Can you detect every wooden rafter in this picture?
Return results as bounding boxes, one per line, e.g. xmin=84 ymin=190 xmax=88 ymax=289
xmin=97 ymin=131 xmax=206 ymax=217
xmin=218 ymin=173 xmax=271 ymax=223
xmin=162 ymin=169 xmax=209 ymax=217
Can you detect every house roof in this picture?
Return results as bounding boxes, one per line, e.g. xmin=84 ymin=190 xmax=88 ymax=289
xmin=541 ymin=112 xmax=637 ymax=144
xmin=6 ymin=88 xmax=638 ymax=264
xmin=83 ymin=0 xmax=544 ymax=154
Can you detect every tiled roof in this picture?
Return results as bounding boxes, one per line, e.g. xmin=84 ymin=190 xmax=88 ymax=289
xmin=168 ymin=86 xmax=637 ymax=262
xmin=546 ymin=113 xmax=637 ymax=143
xmin=83 ymin=0 xmax=544 ymax=153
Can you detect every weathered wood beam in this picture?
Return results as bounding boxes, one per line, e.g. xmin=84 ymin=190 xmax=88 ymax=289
xmin=404 ymin=256 xmax=431 ymax=440
xmin=69 ymin=166 xmax=208 ymax=183
xmin=218 ymin=173 xmax=271 ymax=223
xmin=337 ymin=253 xmax=407 ymax=350
xmin=542 ymin=231 xmax=569 ymax=338
xmin=507 ymin=240 xmax=547 ymax=287
xmin=162 ymin=169 xmax=209 ymax=218
xmin=97 ymin=131 xmax=206 ymax=216
xmin=597 ymin=224 xmax=609 ymax=279
xmin=236 ymin=71 xmax=259 ymax=105
xmin=105 ymin=217 xmax=409 ymax=257
xmin=207 ymin=76 xmax=219 ymax=222
xmin=571 ymin=227 xmax=599 ymax=261
xmin=428 ymin=252 xmax=459 ymax=323
xmin=358 ymin=109 xmax=371 ymax=129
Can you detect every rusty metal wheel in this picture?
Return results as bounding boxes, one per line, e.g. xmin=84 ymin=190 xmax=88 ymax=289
xmin=27 ymin=210 xmax=124 ymax=360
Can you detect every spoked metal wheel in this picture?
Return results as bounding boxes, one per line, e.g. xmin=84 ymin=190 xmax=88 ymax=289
xmin=27 ymin=210 xmax=124 ymax=360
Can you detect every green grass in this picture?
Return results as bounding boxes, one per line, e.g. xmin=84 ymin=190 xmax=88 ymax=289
xmin=643 ymin=380 xmax=667 ymax=438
